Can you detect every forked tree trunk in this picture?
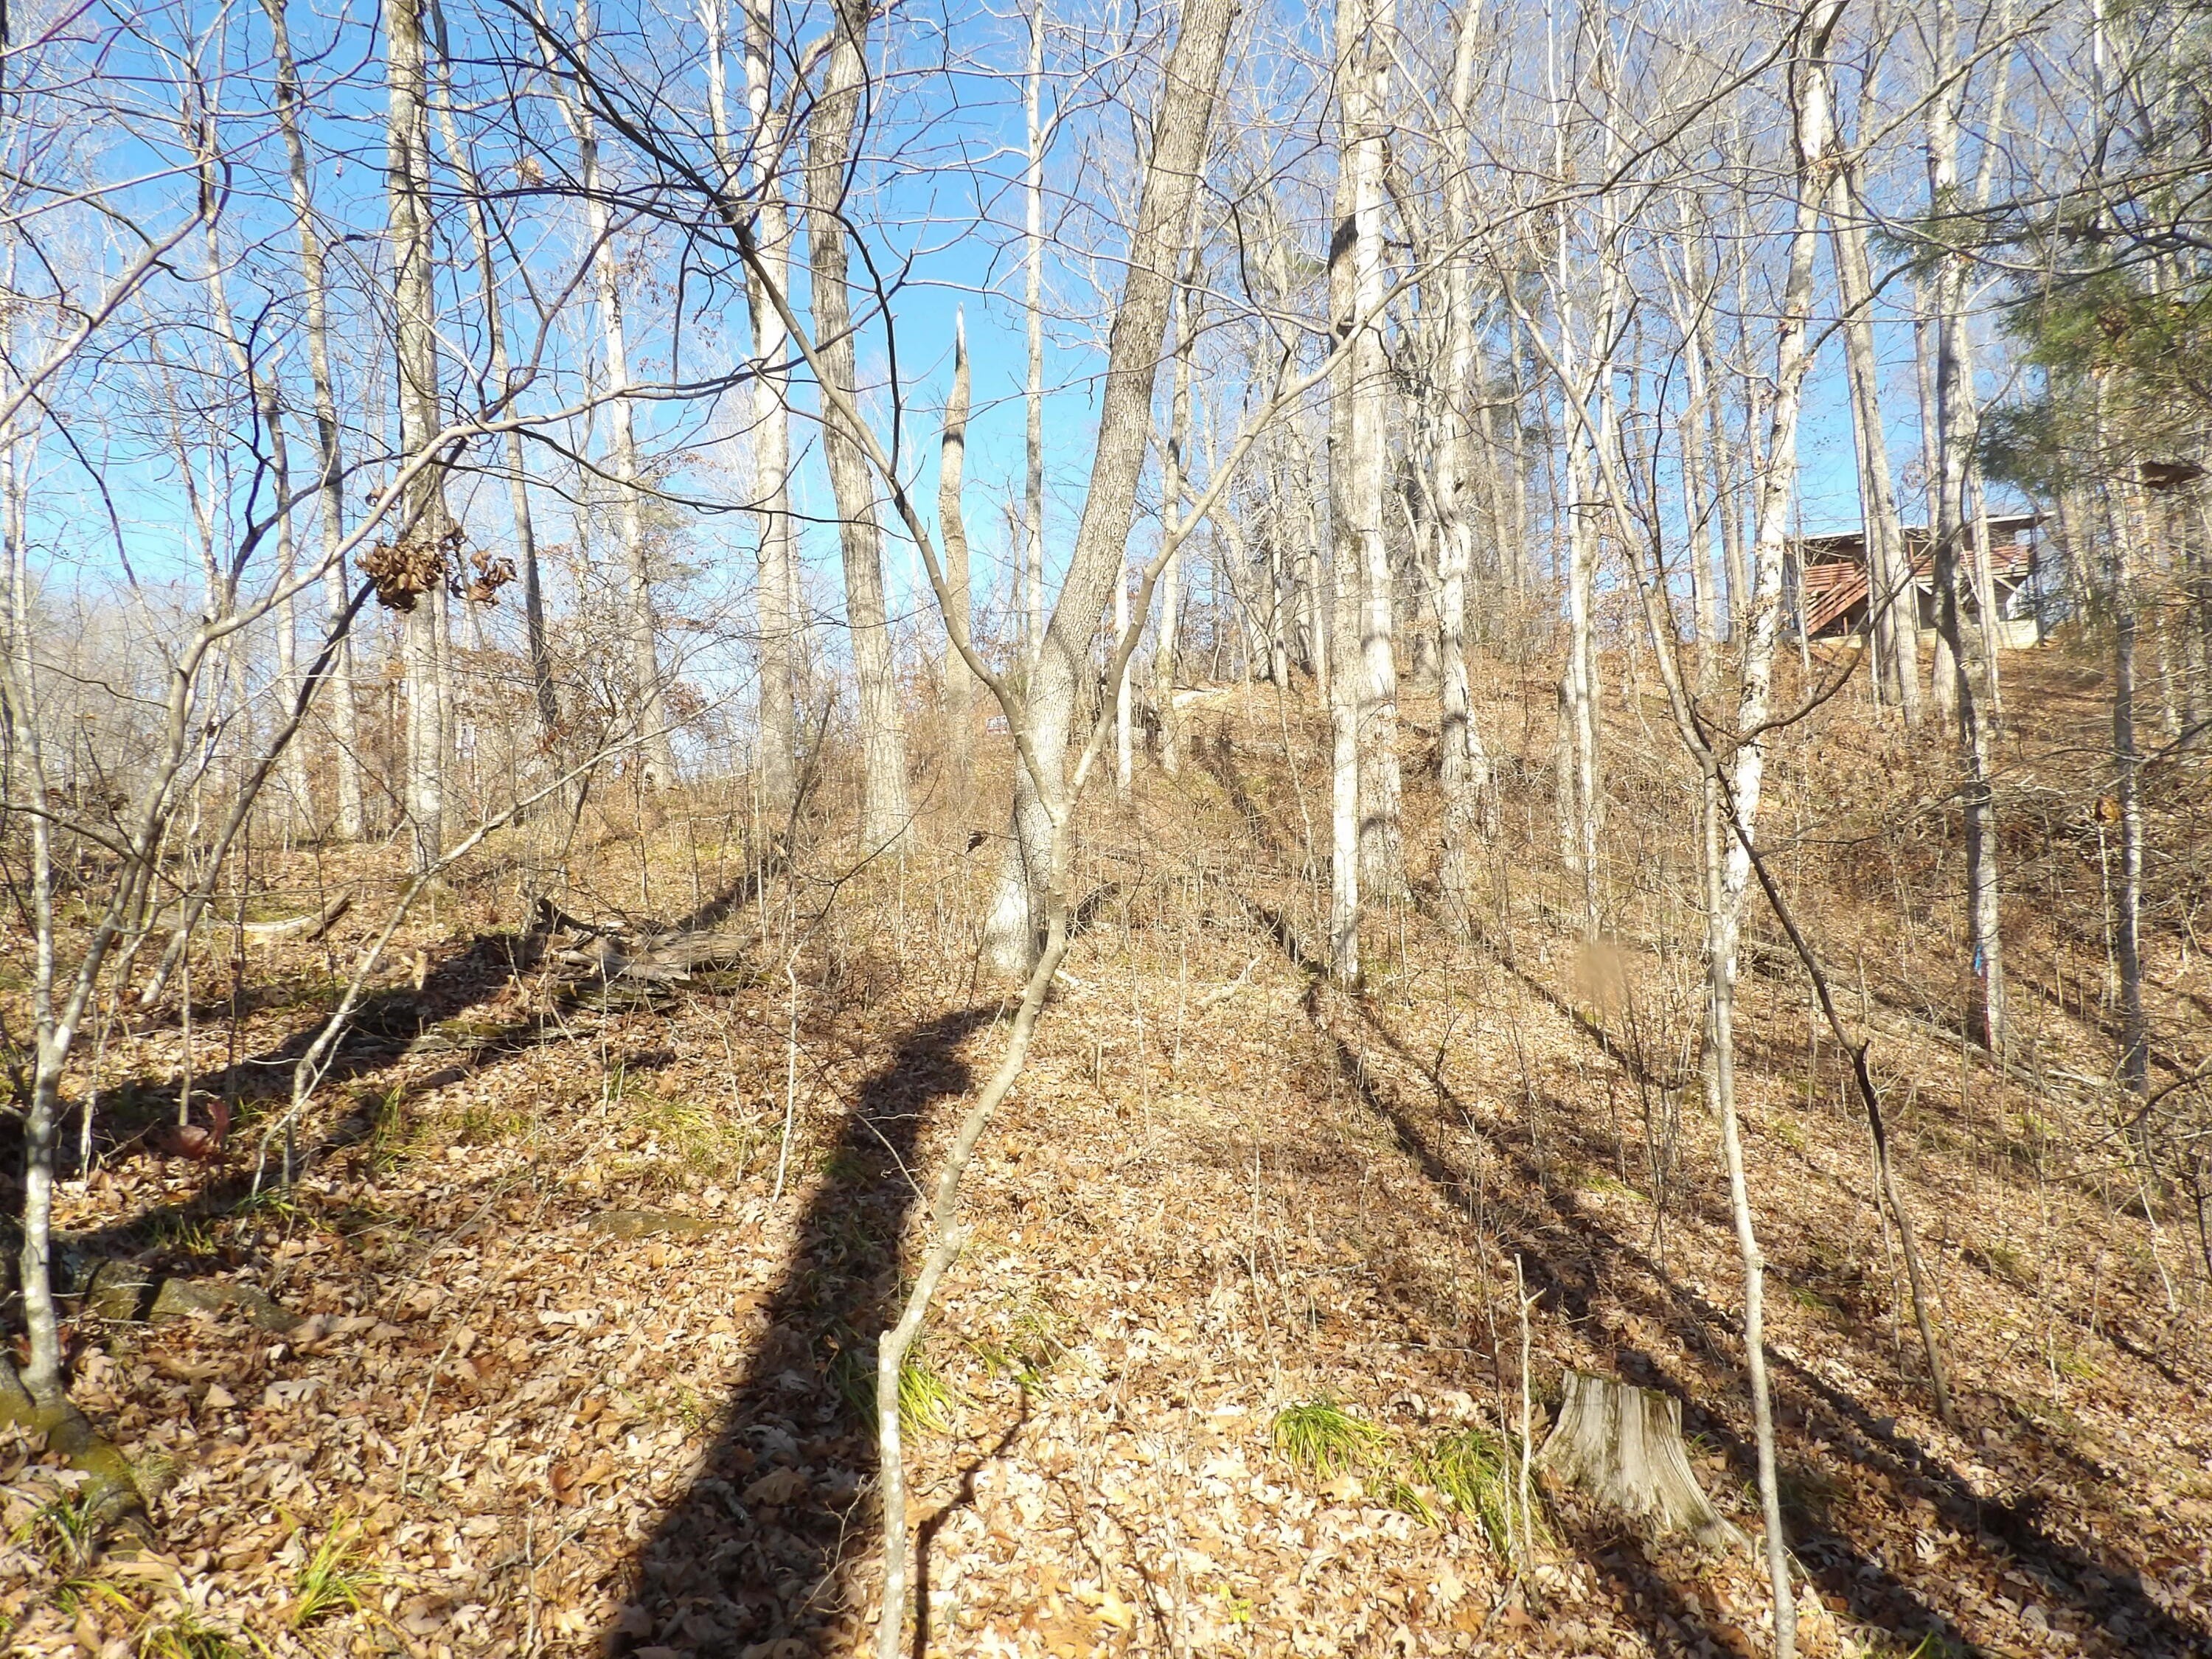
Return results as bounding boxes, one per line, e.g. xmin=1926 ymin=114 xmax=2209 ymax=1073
xmin=978 ymin=0 xmax=1236 ymax=973
xmin=1540 ymin=1371 xmax=1743 ymax=1550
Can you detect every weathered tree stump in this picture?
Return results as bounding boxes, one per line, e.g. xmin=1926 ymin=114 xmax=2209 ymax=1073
xmin=1538 ymin=1369 xmax=1744 ymax=1549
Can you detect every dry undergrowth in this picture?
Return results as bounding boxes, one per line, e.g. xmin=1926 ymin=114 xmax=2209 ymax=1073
xmin=1 ymin=644 xmax=2208 ymax=1659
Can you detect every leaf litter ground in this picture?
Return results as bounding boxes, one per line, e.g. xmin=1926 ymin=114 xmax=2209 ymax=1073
xmin=4 ymin=661 xmax=2210 ymax=1659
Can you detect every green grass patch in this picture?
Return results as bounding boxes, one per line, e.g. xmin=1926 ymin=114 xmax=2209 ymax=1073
xmin=139 ymin=1611 xmax=248 ymax=1659
xmin=2051 ymin=1346 xmax=2099 ymax=1382
xmin=1270 ymin=1400 xmax=1384 ymax=1476
xmin=1580 ymin=1170 xmax=1649 ymax=1203
xmin=1983 ymin=1242 xmax=2033 ymax=1288
xmin=832 ymin=1337 xmax=965 ymax=1439
xmin=635 ymin=1091 xmax=749 ymax=1180
xmin=291 ymin=1517 xmax=381 ymax=1627
xmin=967 ymin=1294 xmax=1070 ymax=1390
xmin=1425 ymin=1427 xmax=1518 ymax=1548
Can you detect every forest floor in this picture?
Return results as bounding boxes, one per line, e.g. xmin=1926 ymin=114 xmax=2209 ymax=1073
xmin=4 ymin=641 xmax=2211 ymax=1659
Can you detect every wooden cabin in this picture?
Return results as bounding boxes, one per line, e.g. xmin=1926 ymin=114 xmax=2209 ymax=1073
xmin=1793 ymin=512 xmax=2045 ymax=648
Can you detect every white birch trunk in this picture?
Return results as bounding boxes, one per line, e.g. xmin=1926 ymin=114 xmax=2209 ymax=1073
xmin=1710 ymin=15 xmax=1846 ymax=1648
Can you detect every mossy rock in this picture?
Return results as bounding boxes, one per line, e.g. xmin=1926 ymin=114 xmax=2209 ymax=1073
xmin=80 ymin=1264 xmax=301 ymax=1332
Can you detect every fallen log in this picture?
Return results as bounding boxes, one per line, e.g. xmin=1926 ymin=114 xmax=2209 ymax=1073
xmin=563 ymin=926 xmax=759 ymax=984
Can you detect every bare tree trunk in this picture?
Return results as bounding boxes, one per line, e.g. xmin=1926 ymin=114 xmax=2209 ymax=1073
xmin=433 ymin=581 xmax=459 ymax=822
xmin=388 ymin=0 xmax=447 ymax=870
xmin=569 ymin=0 xmax=677 ymax=790
xmin=1303 ymin=433 xmax=1329 ymax=699
xmin=1926 ymin=1 xmax=2006 ymax=1051
xmin=1968 ymin=462 xmax=2006 ymax=718
xmin=1024 ymin=0 xmax=1047 ymax=666
xmin=1504 ymin=299 xmax=1534 ymax=597
xmin=1114 ymin=554 xmax=1133 ymax=792
xmin=1545 ymin=55 xmax=1619 ymax=938
xmin=1155 ymin=274 xmax=1196 ymax=776
xmin=1913 ymin=292 xmax=1958 ymax=728
xmin=720 ymin=0 xmax=798 ymax=824
xmin=1 ymin=440 xmax=63 ymax=1403
xmin=266 ymin=0 xmax=365 ymax=841
xmin=204 ymin=206 xmax=319 ymax=839
xmin=2107 ymin=442 xmax=2149 ymax=1101
xmin=1434 ymin=8 xmax=1491 ymax=933
xmin=807 ymin=0 xmax=912 ymax=853
xmin=980 ymin=0 xmax=1237 ymax=973
xmin=429 ymin=21 xmax=560 ymax=750
xmin=1669 ymin=211 xmax=1719 ymax=661
xmin=1328 ymin=507 xmax=1363 ymax=986
xmin=1829 ymin=159 xmax=1919 ymax=723
xmin=939 ymin=311 xmax=977 ymax=788
xmin=1708 ymin=13 xmax=1846 ymax=1648
xmin=1335 ymin=0 xmax=1402 ymax=906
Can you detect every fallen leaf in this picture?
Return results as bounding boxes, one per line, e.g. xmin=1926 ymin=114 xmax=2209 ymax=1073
xmin=743 ymin=1466 xmax=804 ymax=1506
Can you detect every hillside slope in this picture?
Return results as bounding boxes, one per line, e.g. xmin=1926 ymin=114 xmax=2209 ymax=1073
xmin=4 ymin=644 xmax=2209 ymax=1659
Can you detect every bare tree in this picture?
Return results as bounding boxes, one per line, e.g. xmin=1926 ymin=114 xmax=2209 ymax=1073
xmin=979 ymin=0 xmax=1239 ymax=973
xmin=737 ymin=0 xmax=801 ymax=826
xmin=1921 ymin=0 xmax=2008 ymax=1049
xmin=560 ymin=0 xmax=680 ymax=790
xmin=388 ymin=0 xmax=452 ymax=869
xmin=805 ymin=0 xmax=913 ymax=852
xmin=265 ymin=0 xmax=370 ymax=839
xmin=1831 ymin=148 xmax=1921 ymax=722
xmin=1023 ymin=0 xmax=1048 ymax=666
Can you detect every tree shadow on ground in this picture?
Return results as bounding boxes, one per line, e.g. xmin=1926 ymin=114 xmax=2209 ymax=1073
xmin=25 ymin=925 xmax=607 ymax=1265
xmin=1248 ymin=897 xmax=2208 ymax=1658
xmin=607 ymin=1005 xmax=998 ymax=1657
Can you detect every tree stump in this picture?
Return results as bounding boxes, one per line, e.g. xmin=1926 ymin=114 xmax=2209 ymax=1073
xmin=1538 ymin=1369 xmax=1744 ymax=1550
